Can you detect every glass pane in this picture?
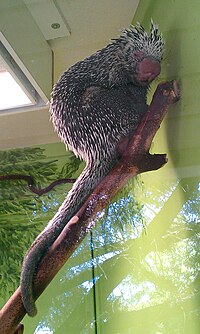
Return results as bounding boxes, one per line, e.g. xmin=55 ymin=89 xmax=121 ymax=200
xmin=0 ymin=64 xmax=33 ymax=110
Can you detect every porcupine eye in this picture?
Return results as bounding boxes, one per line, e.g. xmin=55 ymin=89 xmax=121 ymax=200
xmin=133 ymin=51 xmax=145 ymax=60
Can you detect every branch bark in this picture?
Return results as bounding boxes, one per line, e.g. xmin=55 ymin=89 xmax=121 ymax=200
xmin=0 ymin=81 xmax=180 ymax=334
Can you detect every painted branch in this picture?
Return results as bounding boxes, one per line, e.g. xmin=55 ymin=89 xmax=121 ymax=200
xmin=0 ymin=81 xmax=180 ymax=334
xmin=0 ymin=174 xmax=76 ymax=195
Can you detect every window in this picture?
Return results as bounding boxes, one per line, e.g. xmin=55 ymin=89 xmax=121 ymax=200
xmin=0 ymin=32 xmax=47 ymax=113
xmin=0 ymin=58 xmax=34 ymax=110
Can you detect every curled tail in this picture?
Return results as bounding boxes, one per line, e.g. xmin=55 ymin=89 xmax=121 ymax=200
xmin=20 ymin=158 xmax=113 ymax=316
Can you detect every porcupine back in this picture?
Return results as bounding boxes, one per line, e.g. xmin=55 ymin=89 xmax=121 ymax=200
xmin=21 ymin=21 xmax=164 ymax=317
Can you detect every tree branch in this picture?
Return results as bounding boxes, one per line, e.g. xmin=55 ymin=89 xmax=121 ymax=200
xmin=0 ymin=81 xmax=180 ymax=334
xmin=0 ymin=174 xmax=76 ymax=195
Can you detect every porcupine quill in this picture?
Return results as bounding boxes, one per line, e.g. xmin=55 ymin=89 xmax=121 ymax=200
xmin=20 ymin=21 xmax=164 ymax=316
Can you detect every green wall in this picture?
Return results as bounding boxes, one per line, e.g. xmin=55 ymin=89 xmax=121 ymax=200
xmin=94 ymin=1 xmax=200 ymax=333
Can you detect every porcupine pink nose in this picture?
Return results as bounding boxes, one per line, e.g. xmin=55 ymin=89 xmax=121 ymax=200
xmin=136 ymin=57 xmax=161 ymax=83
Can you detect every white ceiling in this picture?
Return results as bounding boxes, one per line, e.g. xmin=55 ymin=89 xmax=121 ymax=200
xmin=0 ymin=0 xmax=139 ymax=149
xmin=49 ymin=0 xmax=139 ymax=80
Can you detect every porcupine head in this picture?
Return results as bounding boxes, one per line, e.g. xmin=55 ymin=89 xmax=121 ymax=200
xmin=112 ymin=20 xmax=164 ymax=87
xmin=20 ymin=21 xmax=164 ymax=318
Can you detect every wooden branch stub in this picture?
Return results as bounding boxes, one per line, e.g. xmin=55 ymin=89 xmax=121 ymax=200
xmin=14 ymin=324 xmax=24 ymax=334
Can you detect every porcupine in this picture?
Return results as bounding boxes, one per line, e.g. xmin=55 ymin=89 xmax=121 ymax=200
xmin=21 ymin=21 xmax=164 ymax=316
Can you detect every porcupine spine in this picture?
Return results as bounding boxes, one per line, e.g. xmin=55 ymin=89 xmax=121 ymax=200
xmin=20 ymin=21 xmax=164 ymax=316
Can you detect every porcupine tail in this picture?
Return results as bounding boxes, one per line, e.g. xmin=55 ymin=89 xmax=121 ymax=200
xmin=20 ymin=158 xmax=113 ymax=316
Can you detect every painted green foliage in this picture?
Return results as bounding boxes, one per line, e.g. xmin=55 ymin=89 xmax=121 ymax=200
xmin=0 ymin=145 xmax=143 ymax=309
xmin=0 ymin=146 xmax=82 ymax=300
